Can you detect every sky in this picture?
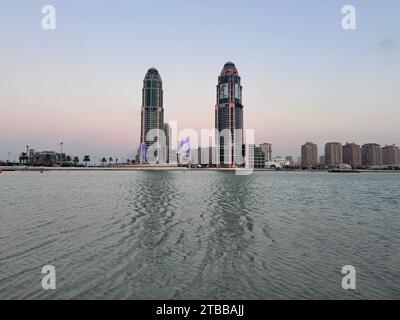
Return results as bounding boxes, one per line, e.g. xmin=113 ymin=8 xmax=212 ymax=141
xmin=0 ymin=0 xmax=399 ymax=162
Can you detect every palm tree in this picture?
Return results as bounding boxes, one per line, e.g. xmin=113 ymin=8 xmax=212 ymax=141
xmin=73 ymin=156 xmax=80 ymax=166
xmin=65 ymin=156 xmax=72 ymax=166
xmin=19 ymin=152 xmax=28 ymax=165
xmin=101 ymin=157 xmax=107 ymax=167
xmin=115 ymin=158 xmax=118 ymax=166
xmin=108 ymin=157 xmax=113 ymax=166
xmin=83 ymin=155 xmax=90 ymax=167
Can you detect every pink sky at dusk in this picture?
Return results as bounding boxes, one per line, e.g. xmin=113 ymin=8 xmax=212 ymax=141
xmin=1 ymin=1 xmax=399 ymax=162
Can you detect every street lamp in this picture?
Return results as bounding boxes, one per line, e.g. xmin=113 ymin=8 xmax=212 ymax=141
xmin=60 ymin=142 xmax=64 ymax=166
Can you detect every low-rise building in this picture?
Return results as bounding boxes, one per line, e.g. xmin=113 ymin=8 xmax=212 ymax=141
xmin=285 ymin=156 xmax=294 ymax=166
xmin=29 ymin=150 xmax=66 ymax=166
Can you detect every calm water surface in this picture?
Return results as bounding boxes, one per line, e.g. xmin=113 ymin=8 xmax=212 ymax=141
xmin=0 ymin=171 xmax=399 ymax=299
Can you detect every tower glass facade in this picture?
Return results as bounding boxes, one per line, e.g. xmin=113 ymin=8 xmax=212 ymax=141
xmin=215 ymin=62 xmax=244 ymax=166
xmin=140 ymin=68 xmax=164 ymax=162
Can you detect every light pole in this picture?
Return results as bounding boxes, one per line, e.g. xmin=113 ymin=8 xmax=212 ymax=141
xmin=26 ymin=145 xmax=29 ymax=165
xmin=60 ymin=142 xmax=64 ymax=166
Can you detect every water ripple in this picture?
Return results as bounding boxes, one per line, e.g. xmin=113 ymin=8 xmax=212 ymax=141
xmin=0 ymin=171 xmax=399 ymax=299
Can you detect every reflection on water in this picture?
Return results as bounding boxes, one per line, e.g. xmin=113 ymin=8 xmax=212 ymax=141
xmin=0 ymin=171 xmax=399 ymax=299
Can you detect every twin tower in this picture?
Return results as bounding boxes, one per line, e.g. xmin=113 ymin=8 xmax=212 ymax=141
xmin=139 ymin=62 xmax=244 ymax=166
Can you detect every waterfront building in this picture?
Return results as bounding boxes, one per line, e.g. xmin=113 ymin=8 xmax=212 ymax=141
xmin=215 ymin=62 xmax=244 ymax=167
xmin=164 ymin=123 xmax=171 ymax=163
xmin=285 ymin=156 xmax=294 ymax=166
xmin=382 ymin=144 xmax=400 ymax=167
xmin=194 ymin=147 xmax=201 ymax=166
xmin=178 ymin=138 xmax=191 ymax=164
xmin=190 ymin=146 xmax=214 ymax=166
xmin=28 ymin=149 xmax=35 ymax=165
xmin=246 ymin=144 xmax=255 ymax=168
xmin=254 ymin=147 xmax=266 ymax=168
xmin=140 ymin=68 xmax=165 ymax=163
xmin=319 ymin=155 xmax=325 ymax=166
xmin=274 ymin=156 xmax=290 ymax=167
xmin=28 ymin=149 xmax=66 ymax=166
xmin=197 ymin=147 xmax=217 ymax=166
xmin=301 ymin=142 xmax=318 ymax=168
xmin=325 ymin=142 xmax=343 ymax=167
xmin=259 ymin=143 xmax=272 ymax=162
xmin=342 ymin=143 xmax=362 ymax=168
xmin=265 ymin=156 xmax=289 ymax=169
xmin=362 ymin=143 xmax=382 ymax=167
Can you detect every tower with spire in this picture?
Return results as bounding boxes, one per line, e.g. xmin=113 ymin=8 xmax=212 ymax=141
xmin=139 ymin=68 xmax=165 ymax=163
xmin=215 ymin=62 xmax=244 ymax=166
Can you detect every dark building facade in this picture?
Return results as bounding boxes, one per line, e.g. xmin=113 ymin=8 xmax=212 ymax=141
xmin=301 ymin=142 xmax=318 ymax=168
xmin=254 ymin=147 xmax=266 ymax=168
xmin=28 ymin=149 xmax=66 ymax=166
xmin=215 ymin=62 xmax=244 ymax=167
xmin=343 ymin=142 xmax=362 ymax=168
xmin=382 ymin=144 xmax=400 ymax=166
xmin=325 ymin=142 xmax=343 ymax=167
xmin=362 ymin=143 xmax=382 ymax=167
xmin=140 ymin=68 xmax=164 ymax=162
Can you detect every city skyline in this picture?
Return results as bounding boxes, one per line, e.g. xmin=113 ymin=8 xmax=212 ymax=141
xmin=1 ymin=1 xmax=400 ymax=161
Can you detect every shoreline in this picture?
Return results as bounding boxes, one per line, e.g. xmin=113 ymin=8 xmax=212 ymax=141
xmin=1 ymin=166 xmax=399 ymax=173
xmin=0 ymin=166 xmax=274 ymax=172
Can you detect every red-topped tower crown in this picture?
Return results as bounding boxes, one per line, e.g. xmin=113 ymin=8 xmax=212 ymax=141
xmin=220 ymin=61 xmax=239 ymax=76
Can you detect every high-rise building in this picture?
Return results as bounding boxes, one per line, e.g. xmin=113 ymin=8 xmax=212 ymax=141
xmin=140 ymin=68 xmax=164 ymax=162
xmin=342 ymin=143 xmax=361 ymax=168
xmin=301 ymin=142 xmax=318 ymax=168
xmin=382 ymin=144 xmax=400 ymax=166
xmin=259 ymin=143 xmax=272 ymax=162
xmin=325 ymin=142 xmax=343 ymax=167
xmin=362 ymin=143 xmax=382 ymax=167
xmin=215 ymin=62 xmax=244 ymax=167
